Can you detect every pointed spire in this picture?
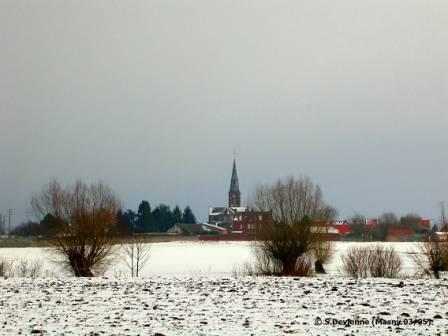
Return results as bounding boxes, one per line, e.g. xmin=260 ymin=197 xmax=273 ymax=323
xmin=229 ymin=160 xmax=240 ymax=193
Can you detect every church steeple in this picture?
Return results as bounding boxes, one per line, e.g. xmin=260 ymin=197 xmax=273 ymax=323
xmin=229 ymin=160 xmax=241 ymax=207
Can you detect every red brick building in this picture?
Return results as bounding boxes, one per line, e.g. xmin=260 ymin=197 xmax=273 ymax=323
xmin=232 ymin=210 xmax=273 ymax=234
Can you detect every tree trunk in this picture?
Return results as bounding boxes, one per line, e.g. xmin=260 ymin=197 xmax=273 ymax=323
xmin=281 ymin=258 xmax=298 ymax=276
xmin=314 ymin=260 xmax=325 ymax=274
xmin=69 ymin=253 xmax=94 ymax=277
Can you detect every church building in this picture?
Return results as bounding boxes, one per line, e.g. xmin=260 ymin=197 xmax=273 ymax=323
xmin=208 ymin=160 xmax=272 ymax=234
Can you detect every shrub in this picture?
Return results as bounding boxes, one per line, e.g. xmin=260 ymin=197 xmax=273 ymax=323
xmin=312 ymin=239 xmax=333 ymax=274
xmin=341 ymin=244 xmax=402 ymax=278
xmin=237 ymin=247 xmax=313 ymax=277
xmin=0 ymin=258 xmax=15 ymax=278
xmin=411 ymin=237 xmax=448 ymax=279
xmin=16 ymin=258 xmax=43 ymax=278
xmin=341 ymin=246 xmax=370 ymax=278
xmin=368 ymin=244 xmax=402 ymax=278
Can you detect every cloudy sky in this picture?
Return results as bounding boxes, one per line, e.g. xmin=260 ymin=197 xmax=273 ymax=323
xmin=1 ymin=0 xmax=447 ymax=225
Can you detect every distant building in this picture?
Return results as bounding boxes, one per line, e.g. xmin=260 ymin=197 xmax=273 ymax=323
xmin=421 ymin=218 xmax=431 ymax=229
xmin=365 ymin=218 xmax=378 ymax=227
xmin=386 ymin=228 xmax=414 ymax=241
xmin=208 ymin=160 xmax=272 ymax=234
xmin=330 ymin=223 xmax=351 ymax=235
xmin=168 ymin=223 xmax=226 ymax=236
xmin=435 ymin=232 xmax=448 ymax=241
xmin=208 ymin=206 xmax=246 ymax=229
xmin=311 ymin=225 xmax=342 ymax=241
xmin=232 ymin=211 xmax=273 ymax=234
xmin=208 ymin=159 xmax=246 ymax=228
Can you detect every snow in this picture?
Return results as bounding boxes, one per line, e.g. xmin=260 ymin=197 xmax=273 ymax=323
xmin=0 ymin=276 xmax=447 ymax=335
xmin=0 ymin=241 xmax=423 ymax=277
xmin=0 ymin=242 xmax=447 ymax=335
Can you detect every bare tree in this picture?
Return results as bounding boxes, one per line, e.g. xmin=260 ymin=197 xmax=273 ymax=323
xmin=368 ymin=244 xmax=402 ymax=278
xmin=341 ymin=246 xmax=370 ymax=278
xmin=412 ymin=237 xmax=448 ymax=279
xmin=28 ymin=258 xmax=44 ymax=278
xmin=341 ymin=244 xmax=402 ymax=278
xmin=31 ymin=179 xmax=122 ymax=277
xmin=379 ymin=212 xmax=399 ymax=226
xmin=15 ymin=257 xmax=43 ymax=278
xmin=312 ymin=235 xmax=333 ymax=274
xmin=17 ymin=258 xmax=29 ymax=277
xmin=0 ymin=257 xmax=15 ymax=278
xmin=348 ymin=213 xmax=367 ymax=239
xmin=120 ymin=236 xmax=151 ymax=277
xmin=410 ymin=203 xmax=448 ymax=279
xmin=251 ymin=176 xmax=334 ymax=225
xmin=439 ymin=201 xmax=448 ymax=231
xmin=250 ymin=176 xmax=335 ymax=276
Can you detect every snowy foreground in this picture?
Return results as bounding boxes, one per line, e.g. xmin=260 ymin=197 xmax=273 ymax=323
xmin=1 ymin=276 xmax=447 ymax=335
xmin=1 ymin=242 xmax=447 ymax=335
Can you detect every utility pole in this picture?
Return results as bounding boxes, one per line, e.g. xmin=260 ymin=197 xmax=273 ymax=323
xmin=8 ymin=209 xmax=12 ymax=236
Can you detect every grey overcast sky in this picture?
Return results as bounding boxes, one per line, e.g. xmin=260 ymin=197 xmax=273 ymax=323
xmin=1 ymin=0 xmax=447 ymax=225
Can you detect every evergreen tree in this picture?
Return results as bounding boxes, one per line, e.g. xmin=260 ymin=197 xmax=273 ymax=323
xmin=11 ymin=222 xmax=40 ymax=237
xmin=115 ymin=209 xmax=132 ymax=236
xmin=122 ymin=209 xmax=138 ymax=233
xmin=431 ymin=224 xmax=439 ymax=235
xmin=40 ymin=213 xmax=60 ymax=237
xmin=173 ymin=205 xmax=183 ymax=224
xmin=182 ymin=206 xmax=196 ymax=224
xmin=137 ymin=200 xmax=156 ymax=232
xmin=153 ymin=204 xmax=174 ymax=232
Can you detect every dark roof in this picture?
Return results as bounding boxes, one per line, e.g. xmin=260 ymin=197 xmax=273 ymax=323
xmin=229 ymin=160 xmax=240 ymax=193
xmin=172 ymin=223 xmax=223 ymax=235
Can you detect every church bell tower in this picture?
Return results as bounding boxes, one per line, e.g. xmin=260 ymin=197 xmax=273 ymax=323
xmin=228 ymin=160 xmax=241 ymax=208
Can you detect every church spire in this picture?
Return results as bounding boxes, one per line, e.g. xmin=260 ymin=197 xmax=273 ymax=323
xmin=229 ymin=160 xmax=241 ymax=207
xmin=229 ymin=160 xmax=239 ymax=192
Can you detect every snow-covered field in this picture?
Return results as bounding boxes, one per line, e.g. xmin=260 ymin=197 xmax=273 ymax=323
xmin=1 ymin=242 xmax=447 ymax=335
xmin=1 ymin=276 xmax=447 ymax=335
xmin=0 ymin=241 xmax=421 ymax=277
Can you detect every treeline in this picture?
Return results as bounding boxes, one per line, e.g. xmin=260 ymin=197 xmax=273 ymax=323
xmin=115 ymin=201 xmax=197 ymax=235
xmin=11 ymin=200 xmax=197 ymax=237
xmin=348 ymin=212 xmax=431 ymax=241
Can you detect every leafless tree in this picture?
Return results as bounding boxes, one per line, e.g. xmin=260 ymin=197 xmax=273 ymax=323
xmin=31 ymin=179 xmax=122 ymax=277
xmin=15 ymin=257 xmax=43 ymax=278
xmin=28 ymin=258 xmax=44 ymax=278
xmin=348 ymin=213 xmax=368 ymax=239
xmin=412 ymin=237 xmax=448 ymax=279
xmin=120 ymin=236 xmax=151 ymax=277
xmin=250 ymin=176 xmax=335 ymax=276
xmin=17 ymin=258 xmax=29 ymax=277
xmin=341 ymin=244 xmax=402 ymax=278
xmin=312 ymin=235 xmax=333 ymax=273
xmin=0 ymin=257 xmax=15 ymax=278
xmin=368 ymin=244 xmax=402 ymax=278
xmin=251 ymin=176 xmax=335 ymax=225
xmin=439 ymin=201 xmax=448 ymax=232
xmin=410 ymin=203 xmax=448 ymax=279
xmin=341 ymin=246 xmax=370 ymax=278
